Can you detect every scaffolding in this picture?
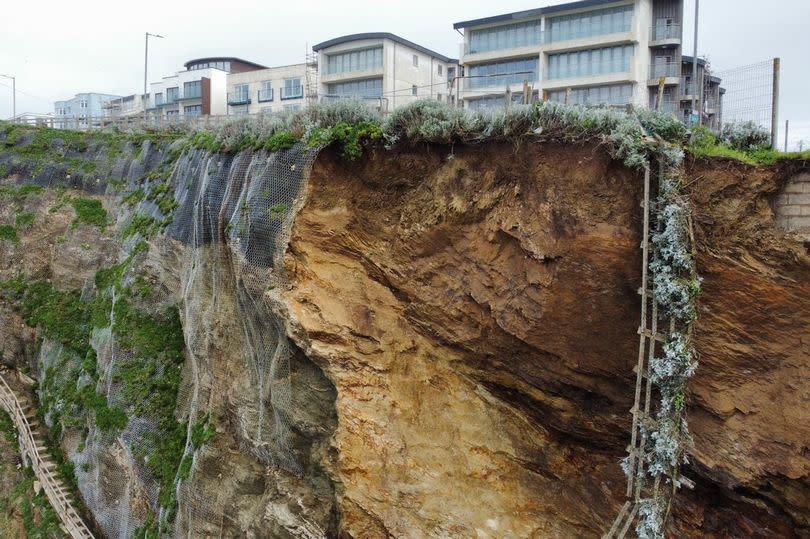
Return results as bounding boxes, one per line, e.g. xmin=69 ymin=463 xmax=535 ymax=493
xmin=305 ymin=45 xmax=319 ymax=106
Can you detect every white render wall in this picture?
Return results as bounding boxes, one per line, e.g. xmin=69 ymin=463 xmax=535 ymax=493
xmin=457 ymin=0 xmax=664 ymax=108
xmin=226 ymin=64 xmax=307 ymax=115
xmin=316 ymin=37 xmax=456 ymax=113
xmin=148 ymin=67 xmax=227 ymax=118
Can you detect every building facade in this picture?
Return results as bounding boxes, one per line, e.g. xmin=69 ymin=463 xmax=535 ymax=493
xmin=313 ymin=33 xmax=458 ymax=113
xmin=453 ymin=0 xmax=692 ymax=112
xmin=146 ymin=57 xmax=266 ymax=120
xmin=226 ymin=64 xmax=308 ymax=115
xmin=102 ymin=94 xmax=146 ymax=117
xmin=681 ymin=56 xmax=724 ymax=130
xmin=54 ymin=92 xmax=122 ymax=128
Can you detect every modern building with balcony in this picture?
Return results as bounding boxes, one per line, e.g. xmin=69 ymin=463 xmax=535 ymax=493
xmin=226 ymin=63 xmax=308 ymax=115
xmin=146 ymin=57 xmax=267 ymax=119
xmin=453 ymin=0 xmax=689 ymax=111
xmin=312 ymin=33 xmax=458 ymax=113
xmin=54 ymin=92 xmax=122 ymax=128
xmin=102 ymin=94 xmax=146 ymax=117
xmin=681 ymin=55 xmax=724 ymax=129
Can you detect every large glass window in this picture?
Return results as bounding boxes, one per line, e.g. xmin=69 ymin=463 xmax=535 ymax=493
xmin=183 ymin=80 xmax=201 ymax=99
xmin=282 ymin=78 xmax=303 ymax=99
xmin=166 ymin=87 xmax=179 ymax=103
xmin=184 ymin=105 xmax=202 ymax=116
xmin=467 ymin=57 xmax=539 ymax=90
xmin=326 ymin=47 xmax=383 ymax=75
xmin=231 ymin=84 xmax=249 ymax=103
xmin=547 ymin=5 xmax=634 ymax=42
xmin=547 ymin=83 xmax=633 ymax=105
xmin=326 ymin=78 xmax=383 ymax=98
xmin=547 ymin=44 xmax=634 ymax=79
xmin=259 ymin=81 xmax=273 ymax=102
xmin=467 ymin=19 xmax=543 ymax=54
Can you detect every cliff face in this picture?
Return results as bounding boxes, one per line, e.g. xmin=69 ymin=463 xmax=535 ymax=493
xmin=1 ymin=129 xmax=808 ymax=538
xmin=282 ymin=144 xmax=810 ymax=538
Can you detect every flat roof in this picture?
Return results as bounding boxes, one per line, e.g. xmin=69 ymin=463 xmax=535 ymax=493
xmin=312 ymin=32 xmax=456 ymax=63
xmin=453 ymin=0 xmax=626 ymax=29
xmin=681 ymin=55 xmax=708 ymax=67
xmin=183 ymin=57 xmax=267 ymax=70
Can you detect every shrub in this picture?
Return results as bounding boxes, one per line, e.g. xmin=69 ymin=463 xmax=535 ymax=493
xmin=0 ymin=224 xmax=18 ymax=242
xmin=720 ymin=120 xmax=771 ymax=150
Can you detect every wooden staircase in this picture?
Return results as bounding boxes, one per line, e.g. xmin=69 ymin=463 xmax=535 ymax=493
xmin=0 ymin=372 xmax=95 ymax=539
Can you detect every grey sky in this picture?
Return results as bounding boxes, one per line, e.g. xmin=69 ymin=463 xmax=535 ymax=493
xmin=1 ymin=0 xmax=807 ymax=148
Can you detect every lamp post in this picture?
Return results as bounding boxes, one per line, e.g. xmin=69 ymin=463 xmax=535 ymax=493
xmin=144 ymin=32 xmax=164 ymax=99
xmin=0 ymin=74 xmax=15 ymax=121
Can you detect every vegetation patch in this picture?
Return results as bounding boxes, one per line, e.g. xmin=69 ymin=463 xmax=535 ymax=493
xmin=122 ymin=213 xmax=160 ymax=239
xmin=70 ymin=197 xmax=107 ymax=229
xmin=0 ymin=224 xmax=18 ymax=242
xmin=0 ymin=184 xmax=44 ymax=198
xmin=15 ymin=210 xmax=36 ymax=231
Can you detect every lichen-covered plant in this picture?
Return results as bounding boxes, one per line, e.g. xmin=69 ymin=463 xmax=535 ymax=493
xmin=720 ymin=120 xmax=771 ymax=150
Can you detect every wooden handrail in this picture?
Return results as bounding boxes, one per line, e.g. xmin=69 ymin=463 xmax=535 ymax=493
xmin=0 ymin=373 xmax=95 ymax=539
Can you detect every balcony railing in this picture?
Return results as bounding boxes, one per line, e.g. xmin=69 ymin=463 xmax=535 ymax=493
xmin=179 ymin=88 xmax=202 ymax=100
xmin=228 ymin=92 xmax=251 ymax=105
xmin=654 ymin=100 xmax=680 ymax=114
xmin=281 ymin=87 xmax=303 ymax=100
xmin=650 ymin=24 xmax=682 ymax=42
xmin=680 ymin=78 xmax=696 ymax=96
xmin=463 ymin=33 xmax=545 ymax=55
xmin=258 ymin=88 xmax=274 ymax=102
xmin=649 ymin=62 xmax=680 ymax=79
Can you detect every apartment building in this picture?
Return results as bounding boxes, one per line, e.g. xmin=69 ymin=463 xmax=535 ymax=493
xmin=226 ymin=63 xmax=308 ymax=115
xmin=681 ymin=56 xmax=724 ymax=130
xmin=54 ymin=92 xmax=122 ymax=128
xmin=103 ymin=94 xmax=147 ymax=117
xmin=453 ymin=0 xmax=690 ymax=112
xmin=146 ymin=57 xmax=267 ymax=119
xmin=313 ymin=33 xmax=458 ymax=113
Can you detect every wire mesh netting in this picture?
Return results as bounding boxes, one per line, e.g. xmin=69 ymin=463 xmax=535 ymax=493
xmin=714 ymin=59 xmax=776 ymax=132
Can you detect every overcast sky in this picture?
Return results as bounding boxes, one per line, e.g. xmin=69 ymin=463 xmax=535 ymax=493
xmin=1 ymin=0 xmax=807 ymax=149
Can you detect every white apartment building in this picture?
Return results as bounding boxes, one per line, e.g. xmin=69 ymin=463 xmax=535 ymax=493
xmin=453 ymin=0 xmax=686 ymax=111
xmin=312 ymin=33 xmax=459 ymax=113
xmin=103 ymin=94 xmax=146 ymax=117
xmin=54 ymin=92 xmax=122 ymax=128
xmin=226 ymin=63 xmax=308 ymax=115
xmin=146 ymin=57 xmax=267 ymax=119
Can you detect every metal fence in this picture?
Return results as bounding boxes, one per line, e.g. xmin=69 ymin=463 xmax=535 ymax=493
xmin=714 ymin=58 xmax=779 ymax=145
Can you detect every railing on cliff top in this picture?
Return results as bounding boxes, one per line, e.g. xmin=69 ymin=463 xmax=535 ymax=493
xmin=0 ymin=372 xmax=95 ymax=539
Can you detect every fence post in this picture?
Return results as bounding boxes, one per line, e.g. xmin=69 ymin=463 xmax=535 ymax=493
xmin=771 ymin=57 xmax=780 ymax=149
xmin=785 ymin=119 xmax=789 ymax=152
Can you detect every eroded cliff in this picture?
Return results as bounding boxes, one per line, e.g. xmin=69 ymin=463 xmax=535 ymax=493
xmin=0 ymin=116 xmax=808 ymax=538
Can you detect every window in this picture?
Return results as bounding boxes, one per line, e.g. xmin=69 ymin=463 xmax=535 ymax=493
xmin=166 ymin=110 xmax=179 ymax=116
xmin=259 ymin=80 xmax=273 ymax=102
xmin=184 ymin=105 xmax=202 ymax=117
xmin=184 ymin=80 xmax=202 ymax=99
xmin=437 ymin=93 xmax=443 ymax=101
xmin=230 ymin=84 xmax=249 ymax=103
xmin=447 ymin=67 xmax=456 ymax=81
xmin=547 ymin=5 xmax=634 ymax=43
xmin=467 ymin=57 xmax=539 ymax=90
xmin=166 ymin=87 xmax=179 ymax=103
xmin=326 ymin=77 xmax=383 ymax=98
xmin=413 ymin=54 xmax=419 ymax=67
xmin=79 ymin=99 xmax=88 ymax=108
xmin=467 ymin=19 xmax=543 ymax=54
xmin=547 ymin=83 xmax=633 ymax=106
xmin=438 ymin=65 xmax=443 ymax=76
xmin=547 ymin=44 xmax=634 ymax=80
xmin=154 ymin=92 xmax=164 ymax=106
xmin=412 ymin=85 xmax=418 ymax=96
xmin=283 ymin=104 xmax=302 ymax=112
xmin=282 ymin=78 xmax=302 ymax=99
xmin=326 ymin=47 xmax=383 ymax=75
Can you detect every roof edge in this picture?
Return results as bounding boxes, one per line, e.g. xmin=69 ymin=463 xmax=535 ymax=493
xmin=312 ymin=32 xmax=454 ymax=63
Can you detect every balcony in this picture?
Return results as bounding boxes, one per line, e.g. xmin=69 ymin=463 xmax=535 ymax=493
xmin=258 ymin=88 xmax=274 ymax=102
xmin=463 ymin=33 xmax=544 ymax=56
xmin=648 ymin=62 xmax=680 ymax=84
xmin=649 ymin=24 xmax=682 ymax=46
xmin=228 ymin=92 xmax=251 ymax=106
xmin=653 ymin=100 xmax=680 ymax=115
xmin=680 ymin=78 xmax=696 ymax=99
xmin=281 ymin=88 xmax=303 ymax=100
xmin=177 ymin=88 xmax=202 ymax=101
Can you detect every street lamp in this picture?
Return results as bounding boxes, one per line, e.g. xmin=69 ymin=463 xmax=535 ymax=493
xmin=144 ymin=32 xmax=165 ymax=99
xmin=0 ymin=74 xmax=15 ymax=121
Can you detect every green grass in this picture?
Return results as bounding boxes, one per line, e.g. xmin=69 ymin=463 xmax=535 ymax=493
xmin=688 ymin=126 xmax=810 ymax=165
xmin=70 ymin=197 xmax=107 ymax=229
xmin=0 ymin=224 xmax=18 ymax=242
xmin=15 ymin=210 xmax=36 ymax=230
xmin=0 ymin=184 xmax=44 ymax=198
xmin=307 ymin=121 xmax=383 ymax=160
xmin=122 ymin=213 xmax=160 ymax=239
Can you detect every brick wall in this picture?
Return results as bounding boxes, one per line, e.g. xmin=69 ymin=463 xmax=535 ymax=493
xmin=775 ymin=172 xmax=810 ymax=234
